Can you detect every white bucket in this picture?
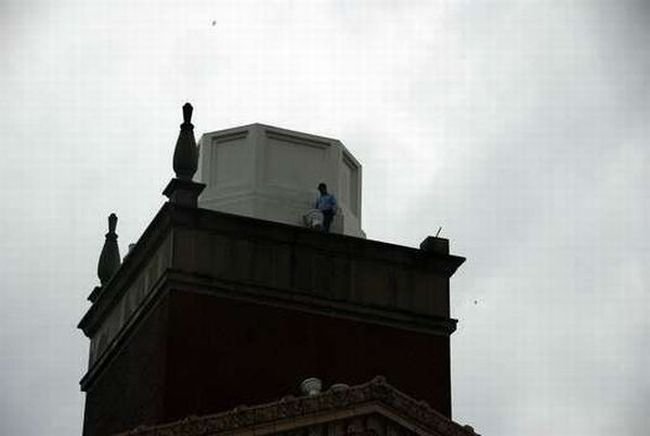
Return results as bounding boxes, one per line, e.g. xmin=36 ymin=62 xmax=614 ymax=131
xmin=303 ymin=209 xmax=324 ymax=230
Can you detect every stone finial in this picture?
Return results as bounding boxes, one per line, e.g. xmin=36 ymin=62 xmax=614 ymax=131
xmin=183 ymin=102 xmax=193 ymax=124
xmin=97 ymin=213 xmax=121 ymax=285
xmin=163 ymin=103 xmax=206 ymax=207
xmin=172 ymin=102 xmax=198 ymax=181
xmin=108 ymin=213 xmax=117 ymax=233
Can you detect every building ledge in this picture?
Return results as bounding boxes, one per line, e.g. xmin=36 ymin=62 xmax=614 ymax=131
xmin=116 ymin=377 xmax=479 ymax=436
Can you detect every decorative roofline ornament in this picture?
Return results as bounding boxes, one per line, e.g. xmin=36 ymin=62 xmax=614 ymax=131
xmin=173 ymin=103 xmax=198 ymax=181
xmin=163 ymin=103 xmax=206 ymax=207
xmin=97 ymin=213 xmax=121 ymax=286
xmin=115 ymin=377 xmax=479 ymax=436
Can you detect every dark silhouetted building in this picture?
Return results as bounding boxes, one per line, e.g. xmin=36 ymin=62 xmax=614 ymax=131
xmin=78 ymin=105 xmax=472 ymax=436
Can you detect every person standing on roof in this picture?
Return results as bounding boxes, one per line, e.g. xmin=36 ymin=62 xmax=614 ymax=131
xmin=315 ymin=183 xmax=337 ymax=233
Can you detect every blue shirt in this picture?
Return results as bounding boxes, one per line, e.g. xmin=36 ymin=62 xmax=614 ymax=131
xmin=315 ymin=194 xmax=337 ymax=213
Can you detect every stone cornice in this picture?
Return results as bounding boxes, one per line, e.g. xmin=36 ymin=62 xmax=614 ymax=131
xmin=117 ymin=377 xmax=477 ymax=436
xmin=164 ymin=271 xmax=458 ymax=336
xmin=81 ymin=203 xmax=465 ymax=338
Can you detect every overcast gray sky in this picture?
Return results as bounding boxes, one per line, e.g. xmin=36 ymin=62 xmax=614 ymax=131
xmin=1 ymin=1 xmax=648 ymax=435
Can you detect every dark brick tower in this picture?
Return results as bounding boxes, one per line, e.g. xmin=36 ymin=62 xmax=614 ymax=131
xmin=78 ymin=105 xmax=465 ymax=436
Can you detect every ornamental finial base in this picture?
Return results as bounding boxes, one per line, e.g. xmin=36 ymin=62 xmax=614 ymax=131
xmin=163 ymin=178 xmax=206 ymax=208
